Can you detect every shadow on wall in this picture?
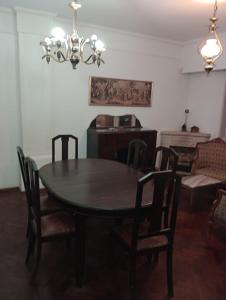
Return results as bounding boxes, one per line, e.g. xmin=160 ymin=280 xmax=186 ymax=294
xmin=220 ymin=81 xmax=226 ymax=138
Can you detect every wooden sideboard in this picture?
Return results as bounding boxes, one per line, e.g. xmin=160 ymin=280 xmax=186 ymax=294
xmin=87 ymin=115 xmax=157 ymax=168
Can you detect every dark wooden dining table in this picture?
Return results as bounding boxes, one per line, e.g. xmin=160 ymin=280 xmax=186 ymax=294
xmin=39 ymin=158 xmax=153 ymax=286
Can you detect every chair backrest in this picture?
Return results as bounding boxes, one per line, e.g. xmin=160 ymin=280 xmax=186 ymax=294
xmin=127 ymin=139 xmax=147 ymax=170
xmin=152 ymin=146 xmax=178 ymax=172
xmin=25 ymin=157 xmax=42 ymax=236
xmin=52 ymin=134 xmax=78 ymax=162
xmin=17 ymin=146 xmax=27 ymax=189
xmin=131 ymin=170 xmax=181 ymax=250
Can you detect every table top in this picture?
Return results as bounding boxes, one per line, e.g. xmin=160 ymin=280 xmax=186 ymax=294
xmin=39 ymin=158 xmax=153 ymax=217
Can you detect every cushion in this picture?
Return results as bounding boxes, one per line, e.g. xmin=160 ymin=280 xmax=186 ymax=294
xmin=195 ymin=168 xmax=226 ymax=182
xmin=41 ymin=212 xmax=76 ymax=238
xmin=113 ymin=222 xmax=168 ymax=252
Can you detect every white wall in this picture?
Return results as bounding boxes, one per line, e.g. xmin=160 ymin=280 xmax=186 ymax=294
xmin=0 ymin=9 xmax=21 ymax=189
xmin=6 ymin=6 xmax=226 ymax=189
xmin=14 ymin=8 xmax=187 ymax=170
xmin=181 ymin=34 xmax=226 ymax=138
xmin=185 ymin=71 xmax=226 ymax=138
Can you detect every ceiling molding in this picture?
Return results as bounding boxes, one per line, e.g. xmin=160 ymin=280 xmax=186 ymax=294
xmin=56 ymin=16 xmax=183 ymax=47
xmin=13 ymin=6 xmax=56 ymax=18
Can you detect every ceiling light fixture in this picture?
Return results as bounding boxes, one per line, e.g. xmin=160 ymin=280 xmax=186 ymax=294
xmin=198 ymin=0 xmax=223 ymax=73
xmin=40 ymin=0 xmax=106 ymax=69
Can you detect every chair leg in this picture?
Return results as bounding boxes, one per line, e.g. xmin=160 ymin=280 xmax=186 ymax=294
xmin=129 ymin=254 xmax=137 ymax=300
xmin=146 ymin=253 xmax=152 ymax=264
xmin=164 ymin=210 xmax=169 ymax=228
xmin=25 ymin=230 xmax=35 ymax=264
xmin=166 ymin=248 xmax=174 ymax=298
xmin=31 ymin=239 xmax=42 ymax=280
xmin=26 ymin=216 xmax=30 ymax=238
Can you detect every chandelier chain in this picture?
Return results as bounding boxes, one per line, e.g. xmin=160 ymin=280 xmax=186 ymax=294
xmin=213 ymin=0 xmax=218 ymax=18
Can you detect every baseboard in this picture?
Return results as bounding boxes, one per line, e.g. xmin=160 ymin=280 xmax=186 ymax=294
xmin=0 ymin=187 xmax=21 ymax=194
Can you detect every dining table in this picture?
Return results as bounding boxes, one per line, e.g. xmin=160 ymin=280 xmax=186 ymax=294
xmin=39 ymin=158 xmax=153 ymax=286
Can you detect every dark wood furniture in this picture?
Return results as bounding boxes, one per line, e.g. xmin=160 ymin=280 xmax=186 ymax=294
xmin=151 ymin=146 xmax=179 ymax=226
xmin=39 ymin=158 xmax=153 ymax=287
xmin=87 ymin=115 xmax=157 ymax=169
xmin=127 ymin=139 xmax=147 ymax=170
xmin=151 ymin=146 xmax=179 ymax=172
xmin=111 ymin=171 xmax=181 ymax=299
xmin=52 ymin=134 xmax=78 ymax=162
xmin=17 ymin=146 xmax=62 ymax=238
xmin=25 ymin=157 xmax=76 ymax=280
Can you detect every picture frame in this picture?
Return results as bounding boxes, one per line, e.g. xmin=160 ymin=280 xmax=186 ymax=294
xmin=89 ymin=76 xmax=152 ymax=107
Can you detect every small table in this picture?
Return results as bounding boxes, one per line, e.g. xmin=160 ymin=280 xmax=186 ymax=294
xmin=181 ymin=174 xmax=222 ymax=210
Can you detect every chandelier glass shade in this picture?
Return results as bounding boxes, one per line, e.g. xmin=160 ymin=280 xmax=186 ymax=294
xmin=40 ymin=1 xmax=106 ymax=69
xmin=198 ymin=0 xmax=223 ymax=73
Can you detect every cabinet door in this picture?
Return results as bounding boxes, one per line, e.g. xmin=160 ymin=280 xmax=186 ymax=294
xmin=98 ymin=134 xmax=116 ymax=160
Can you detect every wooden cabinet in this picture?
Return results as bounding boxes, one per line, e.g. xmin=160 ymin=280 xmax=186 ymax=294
xmin=87 ymin=127 xmax=157 ymax=168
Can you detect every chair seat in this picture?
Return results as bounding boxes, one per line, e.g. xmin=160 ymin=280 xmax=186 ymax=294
xmin=41 ymin=212 xmax=76 ymax=238
xmin=40 ymin=194 xmax=63 ymax=214
xmin=113 ymin=222 xmax=168 ymax=252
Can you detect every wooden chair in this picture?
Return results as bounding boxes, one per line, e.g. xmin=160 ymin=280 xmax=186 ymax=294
xmin=151 ymin=146 xmax=179 ymax=227
xmin=208 ymin=189 xmax=226 ymax=238
xmin=127 ymin=139 xmax=147 ymax=170
xmin=25 ymin=157 xmax=77 ymax=279
xmin=52 ymin=134 xmax=78 ymax=162
xmin=111 ymin=170 xmax=181 ymax=300
xmin=17 ymin=146 xmax=62 ymax=238
xmin=152 ymin=146 xmax=178 ymax=172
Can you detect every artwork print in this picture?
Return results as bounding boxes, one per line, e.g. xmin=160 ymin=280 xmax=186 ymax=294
xmin=89 ymin=76 xmax=152 ymax=107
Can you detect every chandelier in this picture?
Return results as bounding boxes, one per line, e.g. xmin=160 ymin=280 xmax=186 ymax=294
xmin=40 ymin=0 xmax=106 ymax=69
xmin=198 ymin=0 xmax=223 ymax=73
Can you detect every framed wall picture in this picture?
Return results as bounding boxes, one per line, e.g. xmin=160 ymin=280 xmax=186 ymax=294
xmin=89 ymin=76 xmax=152 ymax=107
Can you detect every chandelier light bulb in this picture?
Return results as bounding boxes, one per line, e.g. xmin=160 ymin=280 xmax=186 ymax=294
xmin=91 ymin=35 xmax=98 ymax=41
xmin=44 ymin=37 xmax=52 ymax=46
xmin=51 ymin=27 xmax=66 ymax=41
xmin=95 ymin=40 xmax=106 ymax=52
xmin=200 ymin=38 xmax=221 ymax=58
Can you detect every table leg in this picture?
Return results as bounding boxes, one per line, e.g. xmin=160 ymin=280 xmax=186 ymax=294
xmin=75 ymin=214 xmax=86 ymax=288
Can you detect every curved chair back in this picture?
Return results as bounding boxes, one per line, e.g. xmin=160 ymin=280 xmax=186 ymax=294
xmin=152 ymin=146 xmax=178 ymax=172
xmin=52 ymin=134 xmax=78 ymax=162
xmin=17 ymin=146 xmax=27 ymax=189
xmin=127 ymin=139 xmax=147 ymax=170
xmin=25 ymin=157 xmax=42 ymax=236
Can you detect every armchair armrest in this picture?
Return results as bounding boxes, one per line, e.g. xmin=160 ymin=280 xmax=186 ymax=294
xmin=209 ymin=189 xmax=226 ymax=224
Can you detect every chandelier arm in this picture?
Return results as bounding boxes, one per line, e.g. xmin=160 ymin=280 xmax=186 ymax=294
xmin=80 ymin=38 xmax=91 ymax=63
xmin=42 ymin=54 xmax=67 ymax=63
xmin=83 ymin=55 xmax=95 ymax=64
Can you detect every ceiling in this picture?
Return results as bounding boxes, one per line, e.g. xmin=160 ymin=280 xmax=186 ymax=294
xmin=1 ymin=0 xmax=226 ymax=41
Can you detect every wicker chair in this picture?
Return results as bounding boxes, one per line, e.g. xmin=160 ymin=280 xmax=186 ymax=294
xmin=192 ymin=138 xmax=226 ymax=182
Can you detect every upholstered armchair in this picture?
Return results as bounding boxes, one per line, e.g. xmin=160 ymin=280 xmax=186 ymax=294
xmin=208 ymin=189 xmax=226 ymax=237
